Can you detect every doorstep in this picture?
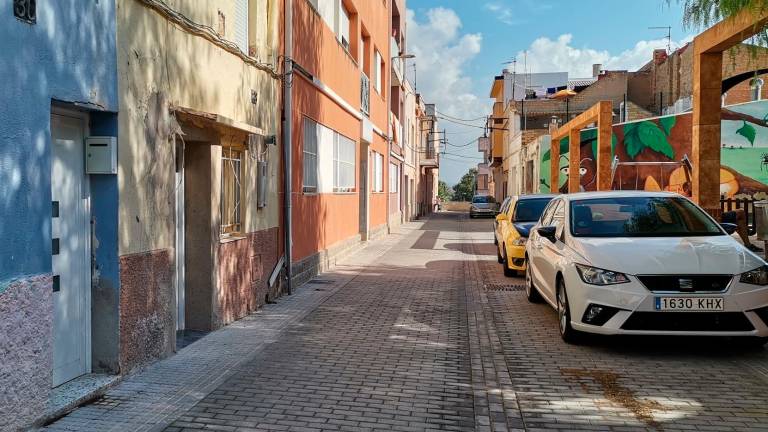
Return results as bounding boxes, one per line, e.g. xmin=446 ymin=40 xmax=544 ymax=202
xmin=36 ymin=373 xmax=122 ymax=427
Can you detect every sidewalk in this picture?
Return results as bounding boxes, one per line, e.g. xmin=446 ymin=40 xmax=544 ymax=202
xmin=42 ymin=229 xmax=403 ymax=432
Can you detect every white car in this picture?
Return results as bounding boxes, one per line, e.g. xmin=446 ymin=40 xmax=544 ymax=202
xmin=524 ymin=191 xmax=768 ymax=345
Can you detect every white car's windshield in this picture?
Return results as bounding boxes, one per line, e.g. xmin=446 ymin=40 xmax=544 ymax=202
xmin=570 ymin=197 xmax=724 ymax=237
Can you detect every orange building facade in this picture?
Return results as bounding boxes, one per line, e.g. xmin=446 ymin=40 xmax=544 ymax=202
xmin=289 ymin=0 xmax=406 ymax=284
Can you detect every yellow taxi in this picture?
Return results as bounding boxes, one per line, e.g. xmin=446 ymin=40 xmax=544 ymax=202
xmin=494 ymin=195 xmax=555 ymax=277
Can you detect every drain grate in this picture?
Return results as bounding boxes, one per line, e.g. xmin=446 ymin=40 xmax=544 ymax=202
xmin=309 ymin=279 xmax=335 ymax=285
xmin=484 ymin=283 xmax=525 ymax=292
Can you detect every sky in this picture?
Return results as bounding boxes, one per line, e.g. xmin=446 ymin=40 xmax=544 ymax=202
xmin=405 ymin=0 xmax=697 ymax=186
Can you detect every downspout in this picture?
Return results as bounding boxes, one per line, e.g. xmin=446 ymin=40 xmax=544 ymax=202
xmin=283 ymin=0 xmax=293 ymax=294
xmin=386 ymin=2 xmax=393 ymax=234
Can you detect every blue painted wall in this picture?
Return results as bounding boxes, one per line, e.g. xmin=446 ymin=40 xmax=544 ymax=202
xmin=0 ymin=0 xmax=118 ymax=283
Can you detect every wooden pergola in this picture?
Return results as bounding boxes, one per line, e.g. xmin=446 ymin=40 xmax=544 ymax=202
xmin=693 ymin=8 xmax=768 ymax=215
xmin=550 ymin=101 xmax=613 ymax=193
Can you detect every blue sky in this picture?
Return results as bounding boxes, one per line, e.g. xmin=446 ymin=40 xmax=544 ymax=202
xmin=405 ymin=0 xmax=693 ymax=185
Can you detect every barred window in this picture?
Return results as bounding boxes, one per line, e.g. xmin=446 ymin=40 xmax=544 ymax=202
xmin=303 ymin=118 xmax=318 ymax=192
xmin=221 ymin=147 xmax=243 ymax=236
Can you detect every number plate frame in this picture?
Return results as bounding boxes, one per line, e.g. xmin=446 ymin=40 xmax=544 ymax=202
xmin=655 ymin=297 xmax=724 ymax=311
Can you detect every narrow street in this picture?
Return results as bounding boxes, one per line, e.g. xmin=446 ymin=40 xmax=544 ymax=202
xmin=44 ymin=213 xmax=768 ymax=432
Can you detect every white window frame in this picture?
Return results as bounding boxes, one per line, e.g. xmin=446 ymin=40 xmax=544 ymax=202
xmin=389 ymin=162 xmax=399 ymax=193
xmin=303 ymin=117 xmax=319 ymax=193
xmin=333 ymin=133 xmax=356 ymax=192
xmin=373 ymin=152 xmax=384 ymax=192
xmin=374 ymin=49 xmax=382 ymax=94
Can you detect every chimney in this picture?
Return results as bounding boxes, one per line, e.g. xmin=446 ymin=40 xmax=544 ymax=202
xmin=592 ymin=64 xmax=602 ymax=77
xmin=653 ymin=49 xmax=668 ymax=65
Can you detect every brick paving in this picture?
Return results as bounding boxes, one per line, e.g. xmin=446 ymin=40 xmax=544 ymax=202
xmin=42 ymin=212 xmax=768 ymax=432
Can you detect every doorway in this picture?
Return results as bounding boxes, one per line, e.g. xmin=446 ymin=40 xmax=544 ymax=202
xmin=174 ymin=138 xmax=186 ymax=332
xmin=51 ymin=111 xmax=91 ymax=387
xmin=358 ymin=142 xmax=369 ymax=240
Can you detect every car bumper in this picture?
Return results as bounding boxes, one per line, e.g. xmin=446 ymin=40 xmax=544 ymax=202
xmin=506 ymin=244 xmax=527 ymax=270
xmin=563 ymin=269 xmax=768 ymax=337
xmin=470 ymin=209 xmax=497 ymax=217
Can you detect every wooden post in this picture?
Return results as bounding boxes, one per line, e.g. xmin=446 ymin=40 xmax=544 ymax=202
xmin=597 ymin=101 xmax=613 ymax=191
xmin=568 ymin=128 xmax=581 ymax=193
xmin=692 ymin=50 xmax=723 ymax=216
xmin=551 ymin=138 xmax=560 ymax=194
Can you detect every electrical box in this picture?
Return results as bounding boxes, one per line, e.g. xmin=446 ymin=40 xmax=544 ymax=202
xmin=85 ymin=137 xmax=117 ymax=174
xmin=257 ymin=161 xmax=268 ymax=208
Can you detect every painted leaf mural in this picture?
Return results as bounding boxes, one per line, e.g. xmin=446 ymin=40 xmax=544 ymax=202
xmin=623 ymin=120 xmax=675 ymax=160
xmin=736 ymin=121 xmax=757 ymax=146
xmin=659 ymin=116 xmax=676 ymax=136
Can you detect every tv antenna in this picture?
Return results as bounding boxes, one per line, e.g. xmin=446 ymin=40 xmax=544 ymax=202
xmin=649 ymin=26 xmax=672 ymax=53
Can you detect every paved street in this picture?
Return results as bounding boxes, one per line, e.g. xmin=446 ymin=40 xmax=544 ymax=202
xmin=45 ymin=212 xmax=768 ymax=432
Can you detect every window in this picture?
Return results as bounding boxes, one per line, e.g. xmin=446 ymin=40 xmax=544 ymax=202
xmin=304 ymin=116 xmax=356 ymax=193
xmin=374 ymin=49 xmax=382 ymax=93
xmin=340 ymin=4 xmax=350 ymax=50
xmin=334 ymin=133 xmax=355 ymax=192
xmin=513 ymin=198 xmax=553 ymax=223
xmin=373 ymin=152 xmax=383 ymax=192
xmin=303 ymin=118 xmax=318 ymax=192
xmin=389 ymin=163 xmax=399 ymax=193
xmin=221 ymin=147 xmax=243 ymax=236
xmin=233 ymin=0 xmax=248 ymax=54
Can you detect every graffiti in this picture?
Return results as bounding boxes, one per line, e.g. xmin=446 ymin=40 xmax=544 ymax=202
xmin=540 ymin=100 xmax=768 ymax=199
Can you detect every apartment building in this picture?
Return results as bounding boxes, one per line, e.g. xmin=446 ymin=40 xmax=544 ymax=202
xmin=288 ymin=0 xmax=403 ymax=284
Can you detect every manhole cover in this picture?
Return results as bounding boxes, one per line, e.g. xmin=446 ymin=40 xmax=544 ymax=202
xmin=484 ymin=283 xmax=524 ymax=292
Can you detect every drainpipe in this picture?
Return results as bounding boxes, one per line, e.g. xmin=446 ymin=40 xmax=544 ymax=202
xmin=386 ymin=3 xmax=392 ymax=235
xmin=283 ymin=0 xmax=293 ymax=294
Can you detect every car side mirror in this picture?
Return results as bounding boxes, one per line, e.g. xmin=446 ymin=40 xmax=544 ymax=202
xmin=537 ymin=226 xmax=558 ymax=243
xmin=496 ymin=213 xmax=508 ymax=221
xmin=721 ymin=222 xmax=738 ymax=235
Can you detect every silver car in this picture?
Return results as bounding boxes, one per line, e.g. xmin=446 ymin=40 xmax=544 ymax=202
xmin=469 ymin=195 xmax=498 ymax=218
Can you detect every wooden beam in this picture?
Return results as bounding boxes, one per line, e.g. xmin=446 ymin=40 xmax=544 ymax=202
xmin=551 ymin=138 xmax=560 ymax=194
xmin=596 ymin=101 xmax=613 ymax=191
xmin=568 ymin=129 xmax=581 ymax=193
xmin=694 ymin=6 xmax=768 ymax=54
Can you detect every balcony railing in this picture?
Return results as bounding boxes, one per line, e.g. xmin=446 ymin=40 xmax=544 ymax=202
xmin=361 ymin=72 xmax=370 ymax=116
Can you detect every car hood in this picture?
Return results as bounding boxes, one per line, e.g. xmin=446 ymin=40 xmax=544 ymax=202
xmin=513 ymin=222 xmax=537 ymax=237
xmin=570 ymin=235 xmax=764 ymax=275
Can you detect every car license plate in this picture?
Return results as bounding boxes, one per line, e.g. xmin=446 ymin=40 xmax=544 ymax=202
xmin=655 ymin=297 xmax=724 ymax=311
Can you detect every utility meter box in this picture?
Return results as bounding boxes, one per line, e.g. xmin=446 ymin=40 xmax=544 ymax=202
xmin=85 ymin=137 xmax=117 ymax=174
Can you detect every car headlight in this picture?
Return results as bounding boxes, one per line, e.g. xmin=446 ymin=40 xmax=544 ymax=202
xmin=512 ymin=237 xmax=527 ymax=246
xmin=740 ymin=265 xmax=768 ymax=286
xmin=470 ymin=206 xmax=477 ymax=211
xmin=575 ymin=264 xmax=630 ymax=286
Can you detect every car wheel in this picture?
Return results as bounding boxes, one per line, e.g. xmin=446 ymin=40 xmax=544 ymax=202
xmin=525 ymin=260 xmax=542 ymax=303
xmin=557 ymin=279 xmax=582 ymax=344
xmin=502 ymin=246 xmax=516 ymax=278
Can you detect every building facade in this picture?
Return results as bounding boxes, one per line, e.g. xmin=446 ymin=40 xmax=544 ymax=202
xmin=0 ymin=1 xmax=119 ymax=429
xmin=117 ymin=0 xmax=283 ymax=371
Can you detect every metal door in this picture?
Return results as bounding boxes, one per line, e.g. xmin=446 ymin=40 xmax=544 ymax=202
xmin=51 ymin=112 xmax=91 ymax=386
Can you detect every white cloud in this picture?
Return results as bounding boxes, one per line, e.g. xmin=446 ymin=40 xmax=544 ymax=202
xmin=518 ymin=34 xmax=694 ymax=77
xmin=484 ymin=2 xmax=516 ymax=25
xmin=407 ymin=7 xmax=489 ymax=184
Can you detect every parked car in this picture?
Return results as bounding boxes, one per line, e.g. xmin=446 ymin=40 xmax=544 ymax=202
xmin=495 ymin=195 xmax=555 ymax=276
xmin=469 ymin=195 xmax=498 ymax=218
xmin=524 ymin=191 xmax=768 ymax=345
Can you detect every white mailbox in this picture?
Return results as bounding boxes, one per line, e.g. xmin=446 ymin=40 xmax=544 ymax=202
xmin=85 ymin=137 xmax=117 ymax=174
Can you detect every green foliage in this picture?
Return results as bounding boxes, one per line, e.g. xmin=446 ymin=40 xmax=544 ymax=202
xmin=659 ymin=116 xmax=677 ymax=136
xmin=438 ymin=180 xmax=453 ymax=201
xmin=737 ymin=120 xmax=758 ymax=145
xmin=623 ymin=120 xmax=676 ymax=160
xmin=669 ymin=0 xmax=768 ymax=46
xmin=453 ymin=168 xmax=478 ymax=202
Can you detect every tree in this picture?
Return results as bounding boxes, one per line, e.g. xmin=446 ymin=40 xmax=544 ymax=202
xmin=438 ymin=180 xmax=453 ymax=202
xmin=670 ymin=0 xmax=768 ymax=32
xmin=452 ymin=168 xmax=478 ymax=202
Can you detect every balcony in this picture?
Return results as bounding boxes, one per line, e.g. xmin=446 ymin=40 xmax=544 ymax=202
xmin=477 ymin=137 xmax=489 ymax=152
xmin=391 ymin=37 xmax=404 ymax=86
xmin=420 ymin=145 xmax=439 ymax=168
xmin=361 ymin=72 xmax=370 ymax=116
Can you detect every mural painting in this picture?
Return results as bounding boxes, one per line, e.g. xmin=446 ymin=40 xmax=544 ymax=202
xmin=539 ymin=99 xmax=768 ymax=200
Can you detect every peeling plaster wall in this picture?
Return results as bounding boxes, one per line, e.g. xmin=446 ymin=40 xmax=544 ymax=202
xmin=117 ymin=0 xmax=281 ymax=257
